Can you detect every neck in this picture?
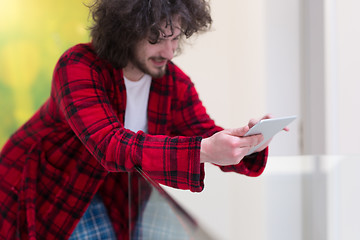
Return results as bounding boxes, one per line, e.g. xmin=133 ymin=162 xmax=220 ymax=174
xmin=123 ymin=63 xmax=144 ymax=82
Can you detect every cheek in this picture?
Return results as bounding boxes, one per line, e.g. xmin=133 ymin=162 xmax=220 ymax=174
xmin=134 ymin=41 xmax=150 ymax=56
xmin=137 ymin=48 xmax=152 ymax=60
xmin=135 ymin=48 xmax=149 ymax=62
xmin=173 ymin=42 xmax=179 ymax=51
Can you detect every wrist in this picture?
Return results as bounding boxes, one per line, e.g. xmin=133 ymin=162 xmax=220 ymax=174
xmin=200 ymin=138 xmax=210 ymax=163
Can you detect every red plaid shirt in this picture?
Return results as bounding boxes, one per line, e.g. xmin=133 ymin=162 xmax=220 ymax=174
xmin=0 ymin=43 xmax=268 ymax=239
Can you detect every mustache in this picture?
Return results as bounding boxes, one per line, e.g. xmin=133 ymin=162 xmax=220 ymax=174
xmin=150 ymin=56 xmax=168 ymax=62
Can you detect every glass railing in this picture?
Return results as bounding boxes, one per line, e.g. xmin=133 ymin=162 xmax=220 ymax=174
xmin=131 ymin=155 xmax=360 ymax=240
xmin=129 ymin=167 xmax=215 ymax=240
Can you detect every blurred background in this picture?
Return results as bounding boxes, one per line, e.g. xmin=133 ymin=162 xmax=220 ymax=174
xmin=1 ymin=0 xmax=360 ymax=239
xmin=0 ymin=0 xmax=90 ymax=146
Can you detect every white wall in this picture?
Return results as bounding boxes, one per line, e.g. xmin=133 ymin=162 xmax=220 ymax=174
xmin=174 ymin=0 xmax=267 ymax=129
xmin=304 ymin=0 xmax=360 ymax=155
xmin=264 ymin=0 xmax=301 ymax=155
xmin=329 ymin=0 xmax=360 ymax=154
xmin=168 ymin=0 xmax=360 ymax=239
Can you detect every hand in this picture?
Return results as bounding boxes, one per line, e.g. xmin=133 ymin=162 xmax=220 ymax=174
xmin=248 ymin=114 xmax=290 ymax=153
xmin=200 ymin=126 xmax=264 ymax=166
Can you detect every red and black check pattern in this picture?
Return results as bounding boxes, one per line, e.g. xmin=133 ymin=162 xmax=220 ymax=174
xmin=0 ymin=43 xmax=268 ymax=239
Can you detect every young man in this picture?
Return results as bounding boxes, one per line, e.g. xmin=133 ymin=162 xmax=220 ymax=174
xmin=0 ymin=0 xmax=270 ymax=239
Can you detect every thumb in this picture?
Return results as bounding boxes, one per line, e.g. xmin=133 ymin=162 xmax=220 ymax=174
xmin=226 ymin=126 xmax=250 ymax=137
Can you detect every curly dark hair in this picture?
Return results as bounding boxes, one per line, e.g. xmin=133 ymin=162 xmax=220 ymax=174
xmin=88 ymin=0 xmax=212 ymax=68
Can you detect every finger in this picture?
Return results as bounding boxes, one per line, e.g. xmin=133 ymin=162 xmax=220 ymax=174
xmin=261 ymin=114 xmax=273 ymax=120
xmin=241 ymin=134 xmax=264 ymax=148
xmin=248 ymin=114 xmax=272 ymax=128
xmin=253 ymin=134 xmax=264 ymax=146
xmin=248 ymin=118 xmax=258 ymax=129
xmin=227 ymin=126 xmax=250 ymax=137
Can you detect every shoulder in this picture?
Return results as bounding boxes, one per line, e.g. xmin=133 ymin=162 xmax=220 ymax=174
xmin=166 ymin=61 xmax=194 ymax=87
xmin=51 ymin=43 xmax=119 ymax=92
xmin=56 ymin=43 xmax=112 ymax=72
xmin=163 ymin=61 xmax=200 ymax=100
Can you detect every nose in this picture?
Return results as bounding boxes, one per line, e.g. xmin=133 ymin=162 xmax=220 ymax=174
xmin=160 ymin=39 xmax=176 ymax=60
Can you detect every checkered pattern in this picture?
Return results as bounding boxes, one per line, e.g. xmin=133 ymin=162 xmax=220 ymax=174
xmin=69 ymin=193 xmax=116 ymax=240
xmin=0 ymin=43 xmax=268 ymax=239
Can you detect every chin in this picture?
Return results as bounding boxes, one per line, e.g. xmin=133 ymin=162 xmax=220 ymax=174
xmin=149 ymin=68 xmax=166 ymax=78
xmin=150 ymin=72 xmax=165 ymax=79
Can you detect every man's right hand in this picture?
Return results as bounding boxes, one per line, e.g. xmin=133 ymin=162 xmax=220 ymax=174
xmin=200 ymin=126 xmax=264 ymax=166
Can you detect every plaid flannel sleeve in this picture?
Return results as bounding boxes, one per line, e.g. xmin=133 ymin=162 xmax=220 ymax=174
xmin=53 ymin=53 xmax=205 ymax=192
xmin=218 ymin=148 xmax=268 ymax=177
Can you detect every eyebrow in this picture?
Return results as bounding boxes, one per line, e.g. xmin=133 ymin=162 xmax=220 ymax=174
xmin=159 ymin=29 xmax=182 ymax=40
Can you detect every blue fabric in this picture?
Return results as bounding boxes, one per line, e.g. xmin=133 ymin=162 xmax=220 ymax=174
xmin=69 ymin=193 xmax=116 ymax=240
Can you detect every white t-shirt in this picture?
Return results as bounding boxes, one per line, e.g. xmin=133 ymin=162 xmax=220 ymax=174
xmin=123 ymin=74 xmax=152 ymax=133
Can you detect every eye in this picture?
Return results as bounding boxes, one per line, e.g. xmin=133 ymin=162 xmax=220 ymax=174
xmin=172 ymin=34 xmax=182 ymax=41
xmin=148 ymin=37 xmax=163 ymax=45
xmin=157 ymin=38 xmax=165 ymax=43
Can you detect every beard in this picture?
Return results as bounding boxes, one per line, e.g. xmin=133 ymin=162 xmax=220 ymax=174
xmin=131 ymin=55 xmax=167 ymax=79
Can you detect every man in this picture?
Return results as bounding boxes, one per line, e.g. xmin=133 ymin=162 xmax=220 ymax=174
xmin=0 ymin=0 xmax=270 ymax=239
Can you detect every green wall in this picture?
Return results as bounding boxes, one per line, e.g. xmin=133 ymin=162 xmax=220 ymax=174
xmin=0 ymin=0 xmax=91 ymax=147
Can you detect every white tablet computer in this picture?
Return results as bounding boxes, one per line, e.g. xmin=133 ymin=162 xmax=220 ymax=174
xmin=244 ymin=116 xmax=296 ymax=155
